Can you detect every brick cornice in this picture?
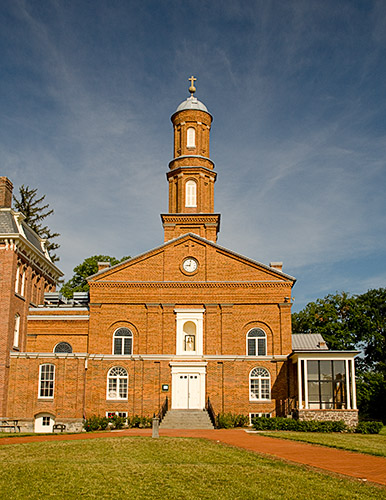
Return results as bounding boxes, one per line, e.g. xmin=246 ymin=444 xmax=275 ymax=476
xmin=90 ymin=281 xmax=291 ymax=289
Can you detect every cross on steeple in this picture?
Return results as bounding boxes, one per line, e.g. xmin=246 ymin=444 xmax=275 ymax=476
xmin=188 ymin=75 xmax=197 ymax=96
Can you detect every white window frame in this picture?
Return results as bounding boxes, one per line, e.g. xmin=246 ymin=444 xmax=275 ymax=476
xmin=175 ymin=309 xmax=204 ymax=356
xmin=246 ymin=328 xmax=267 ymax=356
xmin=186 ymin=127 xmax=195 ymax=148
xmin=39 ymin=364 xmax=55 ymax=399
xmin=107 ymin=366 xmax=128 ymax=400
xmin=185 ymin=180 xmax=197 ymax=207
xmin=106 ymin=411 xmax=128 ymax=419
xmin=21 ymin=269 xmax=26 ymax=297
xmin=15 ymin=265 xmax=20 ymax=293
xmin=249 ymin=367 xmax=271 ymax=401
xmin=112 ymin=328 xmax=133 ymax=355
xmin=249 ymin=412 xmax=271 ymax=425
xmin=13 ymin=314 xmax=20 ymax=348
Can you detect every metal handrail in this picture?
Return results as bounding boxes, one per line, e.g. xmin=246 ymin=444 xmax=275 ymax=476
xmin=157 ymin=396 xmax=168 ymax=422
xmin=206 ymin=396 xmax=217 ymax=428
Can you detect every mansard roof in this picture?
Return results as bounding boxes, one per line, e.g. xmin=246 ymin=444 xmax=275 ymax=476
xmin=0 ymin=208 xmax=63 ymax=280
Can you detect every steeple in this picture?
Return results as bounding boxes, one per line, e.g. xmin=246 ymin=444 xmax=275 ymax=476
xmin=161 ymin=77 xmax=220 ymax=242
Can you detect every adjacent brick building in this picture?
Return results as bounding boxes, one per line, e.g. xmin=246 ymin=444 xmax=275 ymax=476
xmin=1 ymin=81 xmax=359 ymax=432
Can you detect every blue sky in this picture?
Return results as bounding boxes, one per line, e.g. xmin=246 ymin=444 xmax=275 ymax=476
xmin=1 ymin=0 xmax=386 ymax=311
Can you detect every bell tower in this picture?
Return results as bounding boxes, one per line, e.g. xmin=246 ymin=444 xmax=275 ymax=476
xmin=161 ymin=77 xmax=220 ymax=242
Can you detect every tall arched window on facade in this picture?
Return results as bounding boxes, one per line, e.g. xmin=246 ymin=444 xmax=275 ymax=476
xmin=247 ymin=328 xmax=267 ymax=356
xmin=113 ymin=328 xmax=133 ymax=355
xmin=186 ymin=127 xmax=195 ymax=148
xmin=54 ymin=342 xmax=73 ymax=353
xmin=39 ymin=364 xmax=55 ymax=398
xmin=107 ymin=366 xmax=128 ymax=400
xmin=185 ymin=180 xmax=197 ymax=207
xmin=249 ymin=367 xmax=270 ymax=401
xmin=13 ymin=314 xmax=20 ymax=349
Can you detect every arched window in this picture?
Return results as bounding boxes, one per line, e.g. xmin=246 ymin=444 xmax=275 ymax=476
xmin=113 ymin=328 xmax=133 ymax=355
xmin=247 ymin=328 xmax=267 ymax=356
xmin=187 ymin=127 xmax=195 ymax=148
xmin=39 ymin=364 xmax=55 ymax=398
xmin=185 ymin=180 xmax=197 ymax=207
xmin=54 ymin=342 xmax=73 ymax=353
xmin=107 ymin=366 xmax=128 ymax=400
xmin=183 ymin=321 xmax=196 ymax=352
xmin=13 ymin=314 xmax=20 ymax=348
xmin=249 ymin=367 xmax=270 ymax=401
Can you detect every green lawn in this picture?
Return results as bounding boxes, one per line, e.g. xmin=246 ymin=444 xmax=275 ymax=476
xmin=260 ymin=427 xmax=386 ymax=457
xmin=0 ymin=437 xmax=385 ymax=499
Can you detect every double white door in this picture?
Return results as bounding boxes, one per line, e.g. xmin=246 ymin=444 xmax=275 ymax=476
xmin=173 ymin=373 xmax=201 ymax=409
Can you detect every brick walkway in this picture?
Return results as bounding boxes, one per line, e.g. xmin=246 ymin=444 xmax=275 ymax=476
xmin=1 ymin=428 xmax=385 ymax=487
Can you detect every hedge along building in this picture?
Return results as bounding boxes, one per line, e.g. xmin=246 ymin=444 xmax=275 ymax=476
xmin=4 ymin=79 xmax=359 ymax=432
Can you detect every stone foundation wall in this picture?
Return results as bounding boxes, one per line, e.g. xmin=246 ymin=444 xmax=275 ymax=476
xmin=294 ymin=409 xmax=358 ymax=427
xmin=5 ymin=418 xmax=84 ymax=433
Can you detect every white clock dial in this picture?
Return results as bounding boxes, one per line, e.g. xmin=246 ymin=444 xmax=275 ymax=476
xmin=183 ymin=258 xmax=198 ymax=273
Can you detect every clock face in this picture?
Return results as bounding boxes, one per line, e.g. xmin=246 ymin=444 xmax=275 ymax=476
xmin=182 ymin=257 xmax=198 ymax=273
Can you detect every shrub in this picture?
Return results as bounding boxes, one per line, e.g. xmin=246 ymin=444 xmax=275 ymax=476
xmin=110 ymin=415 xmax=126 ymax=430
xmin=216 ymin=413 xmax=249 ymax=429
xmin=355 ymin=421 xmax=383 ymax=434
xmin=83 ymin=415 xmax=109 ymax=432
xmin=127 ymin=415 xmax=152 ymax=428
xmin=252 ymin=417 xmax=347 ymax=433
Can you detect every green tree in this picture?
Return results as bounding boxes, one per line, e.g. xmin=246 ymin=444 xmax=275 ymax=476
xmin=61 ymin=255 xmax=130 ymax=299
xmin=13 ymin=185 xmax=60 ymax=262
xmin=292 ymin=288 xmax=386 ymax=422
xmin=292 ymin=292 xmax=357 ymax=351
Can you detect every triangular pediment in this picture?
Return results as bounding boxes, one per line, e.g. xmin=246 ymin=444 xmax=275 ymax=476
xmin=88 ymin=233 xmax=295 ymax=284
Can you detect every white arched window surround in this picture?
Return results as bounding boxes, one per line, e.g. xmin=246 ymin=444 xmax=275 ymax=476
xmin=13 ymin=314 xmax=20 ymax=348
xmin=249 ymin=367 xmax=271 ymax=401
xmin=175 ymin=309 xmax=204 ymax=356
xmin=113 ymin=327 xmax=133 ymax=355
xmin=185 ymin=180 xmax=197 ymax=207
xmin=107 ymin=366 xmax=128 ymax=400
xmin=186 ymin=127 xmax=196 ymax=148
xmin=247 ymin=328 xmax=267 ymax=356
xmin=39 ymin=364 xmax=55 ymax=399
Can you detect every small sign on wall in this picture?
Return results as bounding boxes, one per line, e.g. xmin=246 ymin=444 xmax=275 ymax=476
xmin=162 ymin=384 xmax=169 ymax=392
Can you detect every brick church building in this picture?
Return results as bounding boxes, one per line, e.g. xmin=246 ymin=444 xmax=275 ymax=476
xmin=0 ymin=79 xmax=359 ymax=432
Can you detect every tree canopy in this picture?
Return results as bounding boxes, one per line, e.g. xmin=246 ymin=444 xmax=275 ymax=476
xmin=13 ymin=185 xmax=60 ymax=262
xmin=61 ymin=255 xmax=130 ymax=298
xmin=292 ymin=288 xmax=386 ymax=422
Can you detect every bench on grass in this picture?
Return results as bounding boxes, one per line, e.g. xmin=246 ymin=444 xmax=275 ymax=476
xmin=0 ymin=419 xmax=20 ymax=432
xmin=53 ymin=423 xmax=66 ymax=432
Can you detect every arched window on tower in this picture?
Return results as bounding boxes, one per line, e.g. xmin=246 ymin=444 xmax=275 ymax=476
xmin=185 ymin=180 xmax=197 ymax=207
xmin=187 ymin=127 xmax=195 ymax=148
xmin=247 ymin=328 xmax=267 ymax=356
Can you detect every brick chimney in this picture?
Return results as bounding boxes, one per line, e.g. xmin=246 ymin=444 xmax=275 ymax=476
xmin=98 ymin=262 xmax=111 ymax=272
xmin=0 ymin=177 xmax=13 ymax=208
xmin=270 ymin=262 xmax=283 ymax=272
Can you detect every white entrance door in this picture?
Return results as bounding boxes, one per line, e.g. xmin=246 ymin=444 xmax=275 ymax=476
xmin=34 ymin=413 xmax=55 ymax=433
xmin=174 ymin=373 xmax=201 ymax=409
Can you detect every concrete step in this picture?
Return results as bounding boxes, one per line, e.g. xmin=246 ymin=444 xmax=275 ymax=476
xmin=160 ymin=409 xmax=214 ymax=429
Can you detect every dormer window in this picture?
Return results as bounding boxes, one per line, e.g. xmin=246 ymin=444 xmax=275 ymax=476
xmin=185 ymin=180 xmax=197 ymax=207
xmin=187 ymin=127 xmax=195 ymax=148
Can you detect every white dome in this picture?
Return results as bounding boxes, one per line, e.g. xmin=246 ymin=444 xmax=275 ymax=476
xmin=175 ymin=96 xmax=209 ymax=113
